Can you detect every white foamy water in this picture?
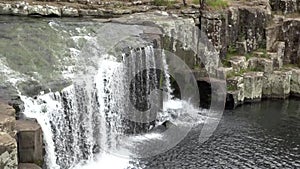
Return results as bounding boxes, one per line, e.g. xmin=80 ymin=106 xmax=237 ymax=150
xmin=73 ymin=153 xmax=132 ymax=169
xmin=20 ymin=45 xmax=205 ymax=169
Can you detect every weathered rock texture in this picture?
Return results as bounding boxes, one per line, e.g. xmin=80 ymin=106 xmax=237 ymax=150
xmin=0 ymin=103 xmax=16 ymax=137
xmin=270 ymin=0 xmax=300 ymax=14
xmin=0 ymin=132 xmax=18 ymax=169
xmin=16 ymin=120 xmax=43 ymax=165
xmin=199 ymin=0 xmax=271 ymax=60
xmin=267 ymin=17 xmax=300 ymax=65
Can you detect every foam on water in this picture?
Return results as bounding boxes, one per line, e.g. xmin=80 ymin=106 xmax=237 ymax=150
xmin=73 ymin=153 xmax=131 ymax=169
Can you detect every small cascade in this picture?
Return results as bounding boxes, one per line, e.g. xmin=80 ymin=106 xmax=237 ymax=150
xmin=21 ymin=45 xmax=182 ymax=168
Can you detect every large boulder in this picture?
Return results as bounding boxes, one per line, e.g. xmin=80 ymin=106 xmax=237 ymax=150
xmin=0 ymin=132 xmax=18 ymax=169
xmin=16 ymin=120 xmax=43 ymax=165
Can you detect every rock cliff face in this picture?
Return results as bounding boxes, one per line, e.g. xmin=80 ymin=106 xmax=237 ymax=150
xmin=269 ymin=0 xmax=300 ymax=14
xmin=197 ymin=0 xmax=300 ymax=109
xmin=0 ymin=103 xmax=17 ymax=169
xmin=0 ymin=102 xmax=43 ymax=168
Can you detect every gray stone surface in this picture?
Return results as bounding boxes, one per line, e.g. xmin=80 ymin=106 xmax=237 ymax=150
xmin=16 ymin=120 xmax=43 ymax=164
xmin=262 ymin=70 xmax=292 ymax=98
xmin=243 ymin=72 xmax=264 ymax=101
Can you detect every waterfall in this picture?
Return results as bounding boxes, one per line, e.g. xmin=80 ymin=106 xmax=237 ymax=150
xmin=21 ymin=45 xmax=177 ymax=169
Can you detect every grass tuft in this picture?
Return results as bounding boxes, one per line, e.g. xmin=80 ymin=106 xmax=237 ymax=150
xmin=206 ymin=0 xmax=229 ymax=9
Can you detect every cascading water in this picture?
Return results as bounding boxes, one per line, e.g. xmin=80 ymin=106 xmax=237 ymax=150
xmin=20 ymin=45 xmax=202 ymax=169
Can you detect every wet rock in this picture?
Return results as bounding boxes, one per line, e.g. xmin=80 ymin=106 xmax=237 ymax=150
xmin=262 ymin=71 xmax=292 ymax=98
xmin=290 ymin=68 xmax=300 ymax=96
xmin=16 ymin=120 xmax=43 ymax=165
xmin=18 ymin=163 xmax=41 ymax=169
xmin=243 ymin=72 xmax=264 ymax=101
xmin=0 ymin=132 xmax=18 ymax=169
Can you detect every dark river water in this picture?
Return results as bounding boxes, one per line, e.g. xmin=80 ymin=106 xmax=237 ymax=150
xmin=131 ymin=99 xmax=300 ymax=169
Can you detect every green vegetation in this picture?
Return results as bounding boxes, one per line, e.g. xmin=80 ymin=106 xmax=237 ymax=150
xmin=192 ymin=0 xmax=200 ymax=4
xmin=192 ymin=0 xmax=229 ymax=9
xmin=244 ymin=52 xmax=253 ymax=60
xmin=227 ymin=83 xmax=237 ymax=91
xmin=206 ymin=0 xmax=229 ymax=9
xmin=226 ymin=68 xmax=247 ymax=78
xmin=153 ymin=0 xmax=176 ymax=6
xmin=223 ymin=45 xmax=237 ymax=67
xmin=256 ymin=48 xmax=268 ymax=58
